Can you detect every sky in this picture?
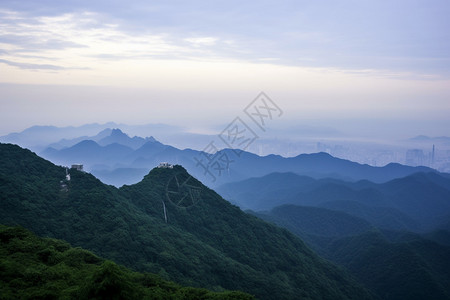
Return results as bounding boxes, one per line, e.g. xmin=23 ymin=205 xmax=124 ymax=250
xmin=0 ymin=0 xmax=449 ymax=139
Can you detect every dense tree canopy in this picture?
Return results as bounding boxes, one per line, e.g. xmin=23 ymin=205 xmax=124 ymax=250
xmin=0 ymin=224 xmax=254 ymax=299
xmin=0 ymin=143 xmax=373 ymax=300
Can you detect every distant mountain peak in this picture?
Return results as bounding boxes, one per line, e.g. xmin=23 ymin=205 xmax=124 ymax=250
xmin=96 ymin=128 xmax=113 ymax=137
xmin=0 ymin=143 xmax=376 ymax=300
xmin=110 ymin=128 xmax=128 ymax=137
xmin=75 ymin=139 xmax=100 ymax=147
xmin=142 ymin=164 xmax=186 ymax=182
xmin=411 ymin=135 xmax=430 ymax=140
xmin=296 ymin=152 xmax=333 ymax=159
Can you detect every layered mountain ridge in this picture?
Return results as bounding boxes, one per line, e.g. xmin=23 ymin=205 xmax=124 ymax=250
xmin=0 ymin=143 xmax=373 ymax=300
xmin=37 ymin=128 xmax=440 ymax=187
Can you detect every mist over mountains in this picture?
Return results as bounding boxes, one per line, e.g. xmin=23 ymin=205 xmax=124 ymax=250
xmin=2 ymin=0 xmax=450 ymax=298
xmin=0 ymin=123 xmax=185 ymax=151
xmin=0 ymin=143 xmax=374 ymax=300
xmin=2 ymin=125 xmax=437 ymax=188
xmin=2 ymin=123 xmax=450 ymax=173
xmin=1 ymin=124 xmax=450 ymax=300
xmin=218 ymin=172 xmax=450 ymax=299
xmin=217 ymin=172 xmax=450 ymax=232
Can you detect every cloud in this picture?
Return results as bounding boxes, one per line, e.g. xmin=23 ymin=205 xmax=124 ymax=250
xmin=0 ymin=58 xmax=89 ymax=70
xmin=0 ymin=1 xmax=449 ymax=79
xmin=184 ymin=37 xmax=218 ymax=47
xmin=0 ymin=58 xmax=65 ymax=70
xmin=0 ymin=34 xmax=87 ymax=52
xmin=0 ymin=1 xmax=449 ymax=142
xmin=0 ymin=9 xmax=226 ymax=63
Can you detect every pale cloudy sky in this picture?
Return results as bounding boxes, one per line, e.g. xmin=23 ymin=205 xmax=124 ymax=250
xmin=0 ymin=0 xmax=449 ymax=138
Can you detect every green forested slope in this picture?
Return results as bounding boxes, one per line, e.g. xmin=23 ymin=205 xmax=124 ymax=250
xmin=255 ymin=203 xmax=450 ymax=300
xmin=324 ymin=231 xmax=450 ymax=300
xmin=0 ymin=224 xmax=253 ymax=299
xmin=0 ymin=143 xmax=373 ymax=300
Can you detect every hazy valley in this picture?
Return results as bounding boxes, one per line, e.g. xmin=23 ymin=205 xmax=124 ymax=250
xmin=1 ymin=124 xmax=450 ymax=300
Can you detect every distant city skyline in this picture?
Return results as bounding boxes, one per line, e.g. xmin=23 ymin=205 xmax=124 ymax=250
xmin=1 ymin=0 xmax=449 ymax=138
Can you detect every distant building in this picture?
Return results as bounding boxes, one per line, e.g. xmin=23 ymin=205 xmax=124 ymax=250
xmin=432 ymin=144 xmax=435 ymax=166
xmin=405 ymin=149 xmax=425 ymax=166
xmin=71 ymin=164 xmax=84 ymax=171
xmin=158 ymin=162 xmax=173 ymax=169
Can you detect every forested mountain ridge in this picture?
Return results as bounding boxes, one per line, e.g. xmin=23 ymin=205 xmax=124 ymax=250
xmin=231 ymin=171 xmax=450 ymax=300
xmin=251 ymin=205 xmax=450 ymax=299
xmin=0 ymin=143 xmax=373 ymax=300
xmin=218 ymin=171 xmax=450 ymax=231
xmin=323 ymin=230 xmax=450 ymax=300
xmin=0 ymin=224 xmax=254 ymax=299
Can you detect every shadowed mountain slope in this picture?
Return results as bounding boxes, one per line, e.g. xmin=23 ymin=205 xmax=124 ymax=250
xmin=0 ymin=143 xmax=373 ymax=300
xmin=0 ymin=224 xmax=254 ymax=300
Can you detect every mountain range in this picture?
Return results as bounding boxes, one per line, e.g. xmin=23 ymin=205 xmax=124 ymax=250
xmin=3 ymin=123 xmax=450 ymax=173
xmin=37 ymin=128 xmax=442 ymax=188
xmin=248 ymin=203 xmax=450 ymax=300
xmin=46 ymin=128 xmax=159 ymax=150
xmin=251 ymin=205 xmax=450 ymax=280
xmin=217 ymin=172 xmax=450 ymax=232
xmin=0 ymin=143 xmax=373 ymax=300
xmin=230 ymin=174 xmax=450 ymax=300
xmin=2 ymin=140 xmax=450 ymax=300
xmin=0 ymin=123 xmax=212 ymax=153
